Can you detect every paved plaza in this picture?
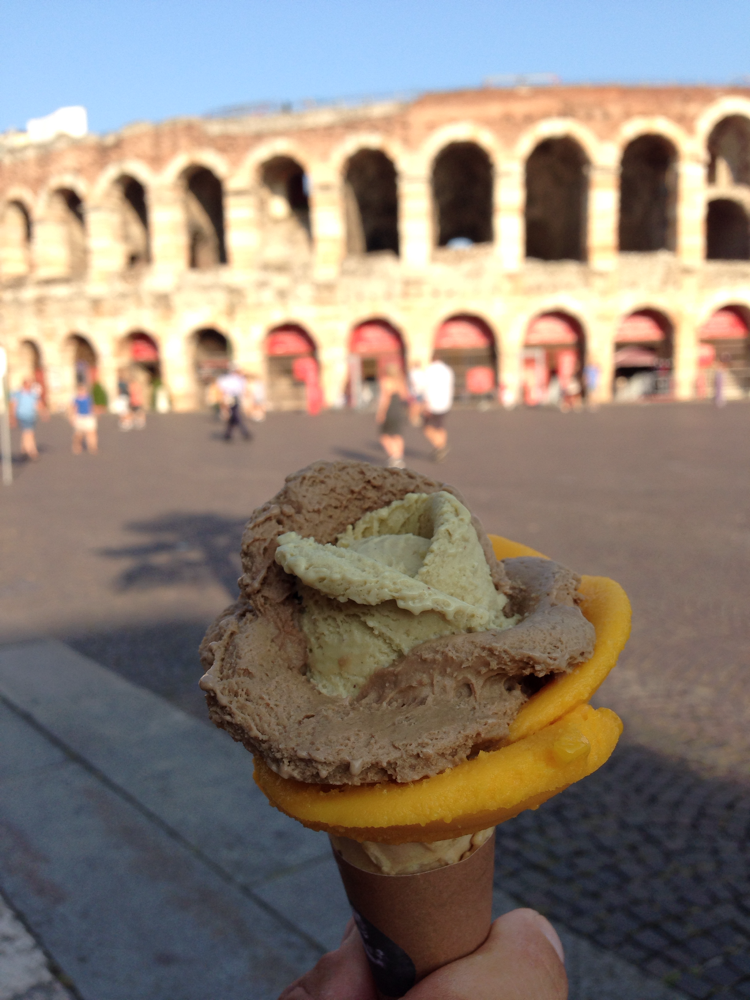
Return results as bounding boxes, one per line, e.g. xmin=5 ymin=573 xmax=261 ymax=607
xmin=0 ymin=402 xmax=749 ymax=999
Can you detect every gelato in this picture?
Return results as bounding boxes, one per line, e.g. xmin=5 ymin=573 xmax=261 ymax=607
xmin=200 ymin=461 xmax=596 ymax=785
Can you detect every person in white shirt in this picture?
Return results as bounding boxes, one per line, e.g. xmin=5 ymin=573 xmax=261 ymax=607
xmin=421 ymin=358 xmax=454 ymax=462
xmin=217 ymin=366 xmax=250 ymax=441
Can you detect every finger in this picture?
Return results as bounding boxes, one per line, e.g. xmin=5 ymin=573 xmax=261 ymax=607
xmin=278 ymin=918 xmax=377 ymax=1000
xmin=406 ymin=908 xmax=567 ymax=1000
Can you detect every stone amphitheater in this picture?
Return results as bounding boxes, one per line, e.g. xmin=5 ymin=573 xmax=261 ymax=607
xmin=1 ymin=84 xmax=750 ymax=411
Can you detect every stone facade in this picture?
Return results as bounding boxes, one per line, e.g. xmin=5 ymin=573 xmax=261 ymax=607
xmin=1 ymin=84 xmax=750 ymax=410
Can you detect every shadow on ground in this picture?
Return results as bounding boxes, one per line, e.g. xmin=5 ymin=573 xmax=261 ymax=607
xmin=496 ymin=740 xmax=750 ymax=998
xmin=98 ymin=513 xmax=247 ymax=598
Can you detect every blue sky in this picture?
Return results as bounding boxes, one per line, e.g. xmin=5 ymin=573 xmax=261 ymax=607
xmin=1 ymin=0 xmax=749 ymax=135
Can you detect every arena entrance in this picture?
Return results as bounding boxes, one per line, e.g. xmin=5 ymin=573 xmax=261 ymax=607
xmin=348 ymin=320 xmax=404 ymax=408
xmin=697 ymin=306 xmax=750 ymax=400
xmin=194 ymin=329 xmax=232 ymax=408
xmin=523 ymin=313 xmax=585 ymax=405
xmin=119 ymin=332 xmax=161 ymax=409
xmin=433 ymin=316 xmax=497 ymax=402
xmin=266 ymin=325 xmax=320 ymax=413
xmin=18 ymin=340 xmax=46 ymax=404
xmin=614 ymin=311 xmax=673 ymax=401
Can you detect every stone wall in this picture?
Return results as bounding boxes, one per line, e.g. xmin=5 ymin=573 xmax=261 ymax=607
xmin=1 ymin=85 xmax=750 ymax=411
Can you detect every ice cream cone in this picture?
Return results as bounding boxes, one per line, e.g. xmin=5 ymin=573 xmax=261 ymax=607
xmin=332 ymin=830 xmax=496 ymax=999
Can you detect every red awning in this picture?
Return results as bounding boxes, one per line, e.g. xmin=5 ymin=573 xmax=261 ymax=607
xmin=267 ymin=328 xmax=315 ymax=356
xmin=616 ymin=313 xmax=666 ymax=344
xmin=614 ymin=346 xmax=658 ymax=368
xmin=350 ymin=323 xmax=402 ymax=356
xmin=435 ymin=319 xmax=493 ymax=351
xmin=699 ymin=308 xmax=748 ymax=340
xmin=526 ymin=315 xmax=579 ymax=346
xmin=130 ymin=334 xmax=159 ymax=362
xmin=465 ymin=366 xmax=495 ymax=394
xmin=698 ymin=343 xmax=716 ymax=367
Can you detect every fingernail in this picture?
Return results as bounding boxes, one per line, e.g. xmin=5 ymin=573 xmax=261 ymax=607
xmin=536 ymin=914 xmax=565 ymax=965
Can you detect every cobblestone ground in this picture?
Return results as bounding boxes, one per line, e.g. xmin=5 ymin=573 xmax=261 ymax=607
xmin=1 ymin=402 xmax=749 ymax=997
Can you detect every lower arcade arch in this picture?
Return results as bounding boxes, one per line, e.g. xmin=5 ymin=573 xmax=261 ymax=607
xmin=266 ymin=324 xmax=321 ymax=413
xmin=17 ymin=340 xmax=46 ymax=402
xmin=194 ymin=328 xmax=232 ymax=405
xmin=62 ymin=334 xmax=99 ymax=402
xmin=697 ymin=305 xmax=750 ymax=400
xmin=117 ymin=332 xmax=161 ymax=408
xmin=433 ymin=315 xmax=497 ymax=401
xmin=523 ymin=313 xmax=586 ymax=405
xmin=614 ymin=310 xmax=674 ymax=401
xmin=348 ymin=320 xmax=405 ymax=407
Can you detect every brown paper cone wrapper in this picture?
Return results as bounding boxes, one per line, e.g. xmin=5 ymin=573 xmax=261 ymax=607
xmin=333 ymin=830 xmax=495 ymax=999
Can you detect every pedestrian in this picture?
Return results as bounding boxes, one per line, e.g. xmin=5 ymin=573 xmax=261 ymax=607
xmin=714 ymin=355 xmax=728 ymax=408
xmin=247 ymin=373 xmax=267 ymax=422
xmin=560 ymin=373 xmax=583 ymax=412
xmin=376 ymin=364 xmax=408 ymax=468
xmin=583 ymin=361 xmax=600 ymax=410
xmin=128 ymin=376 xmax=147 ymax=430
xmin=421 ymin=357 xmax=454 ymax=462
xmin=69 ymin=383 xmax=98 ymax=455
xmin=115 ymin=371 xmax=132 ymax=430
xmin=10 ymin=378 xmax=43 ymax=461
xmin=407 ymin=360 xmax=426 ymax=427
xmin=217 ymin=364 xmax=251 ymax=441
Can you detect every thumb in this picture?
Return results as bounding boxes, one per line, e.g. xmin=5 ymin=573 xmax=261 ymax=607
xmin=407 ymin=908 xmax=567 ymax=1000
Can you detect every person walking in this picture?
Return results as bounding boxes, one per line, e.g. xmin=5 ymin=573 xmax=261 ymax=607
xmin=10 ymin=378 xmax=43 ymax=461
xmin=407 ymin=360 xmax=426 ymax=427
xmin=217 ymin=365 xmax=251 ymax=441
xmin=376 ymin=364 xmax=408 ymax=468
xmin=128 ymin=376 xmax=147 ymax=430
xmin=69 ymin=383 xmax=98 ymax=455
xmin=421 ymin=358 xmax=454 ymax=462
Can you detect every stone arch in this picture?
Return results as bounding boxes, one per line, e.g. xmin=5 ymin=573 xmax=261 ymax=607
xmin=16 ymin=339 xmax=46 ymax=401
xmin=525 ymin=138 xmax=589 ymax=261
xmin=695 ymin=98 xmax=750 ymax=151
xmin=0 ymin=200 xmax=33 ymax=280
xmin=347 ymin=319 xmax=405 ymax=407
xmin=113 ymin=175 xmax=151 ymax=268
xmin=344 ymin=149 xmax=399 ymax=254
xmin=706 ymin=199 xmax=750 ymax=260
xmin=433 ymin=314 xmax=498 ymax=400
xmin=62 ymin=333 xmax=98 ymax=398
xmin=47 ymin=188 xmax=87 ymax=278
xmin=707 ymin=116 xmax=750 ymax=186
xmin=181 ymin=165 xmax=227 ymax=268
xmin=266 ymin=323 xmax=321 ymax=413
xmin=90 ymin=161 xmax=156 ymax=203
xmin=696 ymin=304 xmax=750 ymax=395
xmin=619 ymin=134 xmax=678 ymax=252
xmin=432 ymin=142 xmax=493 ymax=247
xmin=514 ymin=119 xmax=600 ymax=165
xmin=229 ymin=139 xmax=311 ymax=192
xmin=614 ymin=309 xmax=674 ymax=400
xmin=523 ymin=311 xmax=586 ymax=405
xmin=192 ymin=327 xmax=233 ymax=406
xmin=117 ymin=331 xmax=161 ymax=401
xmin=161 ymin=150 xmax=230 ymax=186
xmin=259 ymin=155 xmax=311 ymax=256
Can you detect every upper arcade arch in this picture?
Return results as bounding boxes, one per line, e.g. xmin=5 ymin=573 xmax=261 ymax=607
xmin=258 ymin=155 xmax=311 ymax=258
xmin=181 ymin=165 xmax=227 ymax=269
xmin=160 ymin=150 xmax=230 ymax=187
xmin=525 ymin=137 xmax=589 ymax=261
xmin=0 ymin=200 xmax=33 ymax=280
xmin=707 ymin=116 xmax=750 ymax=187
xmin=345 ymin=149 xmax=399 ymax=254
xmin=706 ymin=198 xmax=750 ymax=260
xmin=90 ymin=160 xmax=156 ymax=204
xmin=43 ymin=187 xmax=87 ymax=279
xmin=695 ymin=97 xmax=750 ymax=151
xmin=513 ymin=119 xmax=600 ymax=166
xmin=619 ymin=134 xmax=678 ymax=253
xmin=432 ymin=142 xmax=493 ymax=247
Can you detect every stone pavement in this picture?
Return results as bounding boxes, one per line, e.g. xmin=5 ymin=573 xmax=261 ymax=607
xmin=1 ymin=403 xmax=749 ymax=997
xmin=0 ymin=639 xmax=683 ymax=1000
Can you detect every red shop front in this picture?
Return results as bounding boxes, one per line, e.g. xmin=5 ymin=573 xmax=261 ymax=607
xmin=433 ymin=316 xmax=497 ymax=400
xmin=348 ymin=321 xmax=404 ymax=407
xmin=523 ymin=314 xmax=583 ymax=405
xmin=267 ymin=325 xmax=322 ymax=413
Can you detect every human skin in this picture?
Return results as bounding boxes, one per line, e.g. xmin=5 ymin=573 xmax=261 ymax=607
xmin=279 ymin=908 xmax=567 ymax=1000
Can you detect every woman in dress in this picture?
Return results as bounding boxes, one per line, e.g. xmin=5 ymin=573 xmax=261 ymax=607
xmin=376 ymin=363 xmax=408 ymax=468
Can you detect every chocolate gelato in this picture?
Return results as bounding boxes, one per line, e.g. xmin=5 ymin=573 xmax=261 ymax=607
xmin=199 ymin=461 xmax=595 ymax=785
